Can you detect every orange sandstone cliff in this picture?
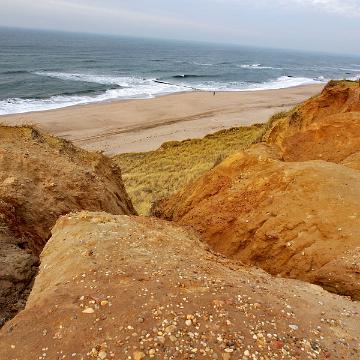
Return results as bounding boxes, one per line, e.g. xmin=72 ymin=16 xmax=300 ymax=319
xmin=0 ymin=126 xmax=135 ymax=325
xmin=265 ymin=80 xmax=360 ymax=164
xmin=0 ymin=212 xmax=359 ymax=359
xmin=153 ymin=81 xmax=360 ymax=300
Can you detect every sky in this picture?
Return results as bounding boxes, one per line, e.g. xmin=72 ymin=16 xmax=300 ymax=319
xmin=1 ymin=0 xmax=360 ymax=55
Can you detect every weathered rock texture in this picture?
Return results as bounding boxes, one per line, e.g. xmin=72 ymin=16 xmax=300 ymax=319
xmin=0 ymin=125 xmax=135 ymax=325
xmin=265 ymin=80 xmax=360 ymax=163
xmin=153 ymin=144 xmax=360 ymax=299
xmin=153 ymin=81 xmax=360 ymax=299
xmin=0 ymin=229 xmax=38 ymax=327
xmin=1 ymin=212 xmax=359 ymax=359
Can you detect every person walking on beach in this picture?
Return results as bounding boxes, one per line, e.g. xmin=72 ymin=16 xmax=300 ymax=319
xmin=213 ymin=91 xmax=216 ymax=96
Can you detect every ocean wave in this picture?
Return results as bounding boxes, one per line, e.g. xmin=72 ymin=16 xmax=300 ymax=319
xmin=1 ymin=70 xmax=29 ymax=75
xmin=237 ymin=64 xmax=280 ymax=70
xmin=149 ymin=59 xmax=167 ymax=62
xmin=193 ymin=62 xmax=213 ymax=66
xmin=245 ymin=76 xmax=325 ymax=91
xmin=0 ymin=74 xmax=331 ymax=115
xmin=33 ymin=71 xmax=131 ymax=86
xmin=339 ymin=68 xmax=360 ymax=72
xmin=0 ymin=76 xmax=190 ymax=115
xmin=171 ymin=74 xmax=217 ymax=79
xmin=186 ymin=76 xmax=326 ymax=92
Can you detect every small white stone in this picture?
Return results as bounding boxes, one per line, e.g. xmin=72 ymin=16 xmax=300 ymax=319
xmin=82 ymin=307 xmax=94 ymax=314
xmin=98 ymin=351 xmax=107 ymax=359
xmin=289 ymin=324 xmax=299 ymax=331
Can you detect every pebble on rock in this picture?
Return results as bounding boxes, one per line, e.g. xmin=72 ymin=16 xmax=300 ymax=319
xmin=133 ymin=351 xmax=146 ymax=360
xmin=82 ymin=307 xmax=95 ymax=314
xmin=289 ymin=324 xmax=299 ymax=331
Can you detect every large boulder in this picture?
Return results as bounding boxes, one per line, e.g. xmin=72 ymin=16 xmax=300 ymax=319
xmin=0 ymin=212 xmax=359 ymax=359
xmin=153 ymin=144 xmax=360 ymax=299
xmin=0 ymin=125 xmax=136 ymax=325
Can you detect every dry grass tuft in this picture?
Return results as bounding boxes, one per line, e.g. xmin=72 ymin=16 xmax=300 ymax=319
xmin=114 ymin=124 xmax=266 ymax=215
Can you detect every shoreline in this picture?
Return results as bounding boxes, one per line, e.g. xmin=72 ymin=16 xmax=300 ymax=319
xmin=0 ymin=83 xmax=321 ymax=118
xmin=0 ymin=84 xmax=324 ymax=154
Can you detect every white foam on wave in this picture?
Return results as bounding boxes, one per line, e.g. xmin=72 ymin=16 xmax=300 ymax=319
xmin=339 ymin=68 xmax=360 ymax=72
xmin=188 ymin=76 xmax=325 ymax=92
xmin=34 ymin=71 xmax=142 ymax=86
xmin=192 ymin=62 xmax=213 ymax=66
xmin=237 ymin=64 xmax=280 ymax=70
xmin=0 ymin=72 xmax=191 ymax=115
xmin=2 ymin=72 xmax=354 ymax=116
xmin=245 ymin=76 xmax=325 ymax=91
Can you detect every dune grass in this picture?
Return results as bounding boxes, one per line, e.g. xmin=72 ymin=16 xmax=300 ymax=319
xmin=114 ymin=124 xmax=267 ymax=215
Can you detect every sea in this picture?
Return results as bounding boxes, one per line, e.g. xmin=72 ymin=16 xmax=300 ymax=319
xmin=1 ymin=27 xmax=360 ymax=115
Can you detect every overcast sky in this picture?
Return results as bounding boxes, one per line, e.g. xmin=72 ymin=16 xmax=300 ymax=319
xmin=1 ymin=0 xmax=360 ymax=55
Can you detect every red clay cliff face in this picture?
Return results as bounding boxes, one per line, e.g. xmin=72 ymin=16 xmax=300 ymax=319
xmin=153 ymin=81 xmax=360 ymax=299
xmin=0 ymin=212 xmax=359 ymax=359
xmin=0 ymin=125 xmax=135 ymax=326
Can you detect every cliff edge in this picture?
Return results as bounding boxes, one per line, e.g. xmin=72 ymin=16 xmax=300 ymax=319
xmin=0 ymin=212 xmax=359 ymax=359
xmin=0 ymin=125 xmax=135 ymax=326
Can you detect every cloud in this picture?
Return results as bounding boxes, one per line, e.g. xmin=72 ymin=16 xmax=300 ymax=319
xmin=268 ymin=0 xmax=360 ymax=17
xmin=289 ymin=0 xmax=360 ymax=16
xmin=210 ymin=0 xmax=360 ymax=17
xmin=37 ymin=0 xmax=193 ymax=27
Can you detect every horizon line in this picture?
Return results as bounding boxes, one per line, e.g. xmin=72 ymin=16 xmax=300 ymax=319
xmin=1 ymin=24 xmax=360 ymax=59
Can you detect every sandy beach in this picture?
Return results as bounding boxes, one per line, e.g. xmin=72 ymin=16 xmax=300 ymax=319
xmin=0 ymin=84 xmax=324 ymax=154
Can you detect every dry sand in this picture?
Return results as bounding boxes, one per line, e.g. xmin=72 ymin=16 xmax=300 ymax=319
xmin=0 ymin=84 xmax=323 ymax=154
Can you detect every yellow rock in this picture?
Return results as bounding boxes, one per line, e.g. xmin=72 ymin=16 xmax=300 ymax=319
xmin=133 ymin=351 xmax=146 ymax=360
xmin=82 ymin=307 xmax=95 ymax=314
